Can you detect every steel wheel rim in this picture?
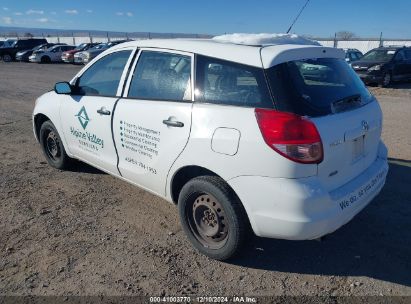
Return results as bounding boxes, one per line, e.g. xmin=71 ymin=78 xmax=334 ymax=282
xmin=187 ymin=193 xmax=229 ymax=249
xmin=45 ymin=131 xmax=61 ymax=161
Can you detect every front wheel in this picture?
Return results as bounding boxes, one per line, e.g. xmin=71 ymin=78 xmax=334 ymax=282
xmin=39 ymin=120 xmax=71 ymax=169
xmin=178 ymin=176 xmax=250 ymax=260
xmin=2 ymin=53 xmax=12 ymax=62
xmin=380 ymin=72 xmax=392 ymax=87
xmin=40 ymin=56 xmax=51 ymax=64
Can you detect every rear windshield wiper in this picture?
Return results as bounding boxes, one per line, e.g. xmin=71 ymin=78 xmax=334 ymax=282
xmin=331 ymin=94 xmax=362 ymax=114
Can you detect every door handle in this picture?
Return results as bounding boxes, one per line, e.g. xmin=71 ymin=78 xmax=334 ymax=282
xmin=97 ymin=107 xmax=111 ymax=115
xmin=162 ymin=118 xmax=184 ymax=128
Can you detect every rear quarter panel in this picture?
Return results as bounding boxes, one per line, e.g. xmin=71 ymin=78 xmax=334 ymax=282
xmin=166 ymin=103 xmax=317 ymax=200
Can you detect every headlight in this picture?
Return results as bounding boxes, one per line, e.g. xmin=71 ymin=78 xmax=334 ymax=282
xmin=368 ymin=65 xmax=381 ymax=71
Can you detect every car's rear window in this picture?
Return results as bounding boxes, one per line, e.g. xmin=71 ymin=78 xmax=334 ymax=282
xmin=195 ymin=55 xmax=273 ymax=108
xmin=361 ymin=49 xmax=396 ymax=61
xmin=266 ymin=58 xmax=373 ymax=117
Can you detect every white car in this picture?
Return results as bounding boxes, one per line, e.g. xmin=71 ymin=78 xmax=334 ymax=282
xmin=29 ymin=44 xmax=75 ymax=63
xmin=33 ymin=35 xmax=388 ymax=260
xmin=73 ymin=51 xmax=87 ymax=64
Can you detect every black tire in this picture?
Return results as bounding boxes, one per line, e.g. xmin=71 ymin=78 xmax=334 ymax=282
xmin=40 ymin=56 xmax=51 ymax=64
xmin=39 ymin=120 xmax=71 ymax=170
xmin=2 ymin=53 xmax=12 ymax=62
xmin=379 ymin=72 xmax=392 ymax=87
xmin=178 ymin=176 xmax=250 ymax=260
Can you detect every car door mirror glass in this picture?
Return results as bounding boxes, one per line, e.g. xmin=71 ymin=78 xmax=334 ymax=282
xmin=55 ymin=82 xmax=72 ymax=94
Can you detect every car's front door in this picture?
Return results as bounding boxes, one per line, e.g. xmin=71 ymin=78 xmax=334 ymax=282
xmin=392 ymin=50 xmax=408 ymax=80
xmin=404 ymin=49 xmax=411 ymax=79
xmin=60 ymin=47 xmax=136 ymax=174
xmin=114 ymin=49 xmax=193 ymax=195
xmin=49 ymin=46 xmax=62 ymax=61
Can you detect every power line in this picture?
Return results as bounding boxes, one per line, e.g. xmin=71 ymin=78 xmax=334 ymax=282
xmin=286 ymin=0 xmax=311 ymax=34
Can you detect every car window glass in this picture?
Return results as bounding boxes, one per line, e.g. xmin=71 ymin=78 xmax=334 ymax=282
xmin=267 ymin=58 xmax=373 ymax=117
xmin=76 ymin=50 xmax=132 ymax=96
xmin=404 ymin=50 xmax=411 ymax=60
xmin=195 ymin=55 xmax=272 ymax=108
xmin=128 ymin=51 xmax=192 ymax=101
xmin=395 ymin=50 xmax=405 ymax=61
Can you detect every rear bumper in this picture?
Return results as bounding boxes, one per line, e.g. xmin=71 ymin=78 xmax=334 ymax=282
xmin=228 ymin=143 xmax=388 ymax=240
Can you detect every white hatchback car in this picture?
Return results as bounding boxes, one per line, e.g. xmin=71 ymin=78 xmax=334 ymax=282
xmin=33 ymin=35 xmax=388 ymax=260
xmin=29 ymin=44 xmax=75 ymax=63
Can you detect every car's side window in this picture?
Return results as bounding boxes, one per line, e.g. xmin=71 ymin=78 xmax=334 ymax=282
xmin=403 ymin=49 xmax=411 ymax=60
xmin=75 ymin=50 xmax=132 ymax=97
xmin=395 ymin=50 xmax=405 ymax=61
xmin=195 ymin=55 xmax=272 ymax=108
xmin=128 ymin=51 xmax=192 ymax=101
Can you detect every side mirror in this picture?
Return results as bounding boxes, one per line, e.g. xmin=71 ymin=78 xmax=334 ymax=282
xmin=54 ymin=82 xmax=72 ymax=94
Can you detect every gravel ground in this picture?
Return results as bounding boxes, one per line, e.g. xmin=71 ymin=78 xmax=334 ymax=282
xmin=0 ymin=62 xmax=410 ymax=298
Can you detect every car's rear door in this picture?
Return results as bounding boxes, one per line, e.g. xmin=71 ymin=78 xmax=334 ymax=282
xmin=60 ymin=47 xmax=136 ymax=174
xmin=114 ymin=49 xmax=193 ymax=195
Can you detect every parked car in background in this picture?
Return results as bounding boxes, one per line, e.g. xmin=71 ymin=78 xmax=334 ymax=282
xmin=0 ymin=38 xmax=47 ymax=62
xmin=0 ymin=38 xmax=17 ymax=48
xmin=74 ymin=43 xmax=107 ymax=64
xmin=76 ymin=40 xmax=131 ymax=64
xmin=33 ymin=36 xmax=388 ymax=260
xmin=343 ymin=48 xmax=363 ymax=63
xmin=61 ymin=43 xmax=99 ymax=63
xmin=29 ymin=44 xmax=75 ymax=63
xmin=351 ymin=46 xmax=411 ymax=86
xmin=16 ymin=43 xmax=61 ymax=62
xmin=0 ymin=41 xmax=4 ymax=48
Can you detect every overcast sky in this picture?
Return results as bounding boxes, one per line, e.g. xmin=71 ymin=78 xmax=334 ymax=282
xmin=1 ymin=0 xmax=411 ymax=38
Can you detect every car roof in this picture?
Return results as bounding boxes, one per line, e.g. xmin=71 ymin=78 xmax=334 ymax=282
xmin=110 ymin=39 xmax=344 ymax=68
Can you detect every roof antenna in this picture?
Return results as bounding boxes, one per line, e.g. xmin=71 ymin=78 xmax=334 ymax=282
xmin=286 ymin=0 xmax=311 ymax=34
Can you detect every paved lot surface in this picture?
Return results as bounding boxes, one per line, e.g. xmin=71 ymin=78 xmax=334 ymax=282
xmin=0 ymin=62 xmax=410 ymax=297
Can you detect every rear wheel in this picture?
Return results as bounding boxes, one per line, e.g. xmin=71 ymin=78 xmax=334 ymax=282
xmin=2 ymin=53 xmax=12 ymax=62
xmin=178 ymin=176 xmax=250 ymax=260
xmin=39 ymin=120 xmax=71 ymax=169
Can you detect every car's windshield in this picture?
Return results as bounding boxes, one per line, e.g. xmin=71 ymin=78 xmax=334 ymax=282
xmin=32 ymin=44 xmax=46 ymax=51
xmin=74 ymin=43 xmax=87 ymax=51
xmin=267 ymin=58 xmax=373 ymax=117
xmin=91 ymin=43 xmax=107 ymax=50
xmin=361 ymin=49 xmax=396 ymax=61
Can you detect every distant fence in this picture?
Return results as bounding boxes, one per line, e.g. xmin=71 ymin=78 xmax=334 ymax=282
xmin=2 ymin=33 xmax=411 ymax=54
xmin=0 ymin=32 xmax=211 ymax=46
xmin=315 ymin=38 xmax=411 ymax=54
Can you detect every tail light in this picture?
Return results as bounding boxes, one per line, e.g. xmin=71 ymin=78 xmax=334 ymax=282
xmin=255 ymin=108 xmax=323 ymax=164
